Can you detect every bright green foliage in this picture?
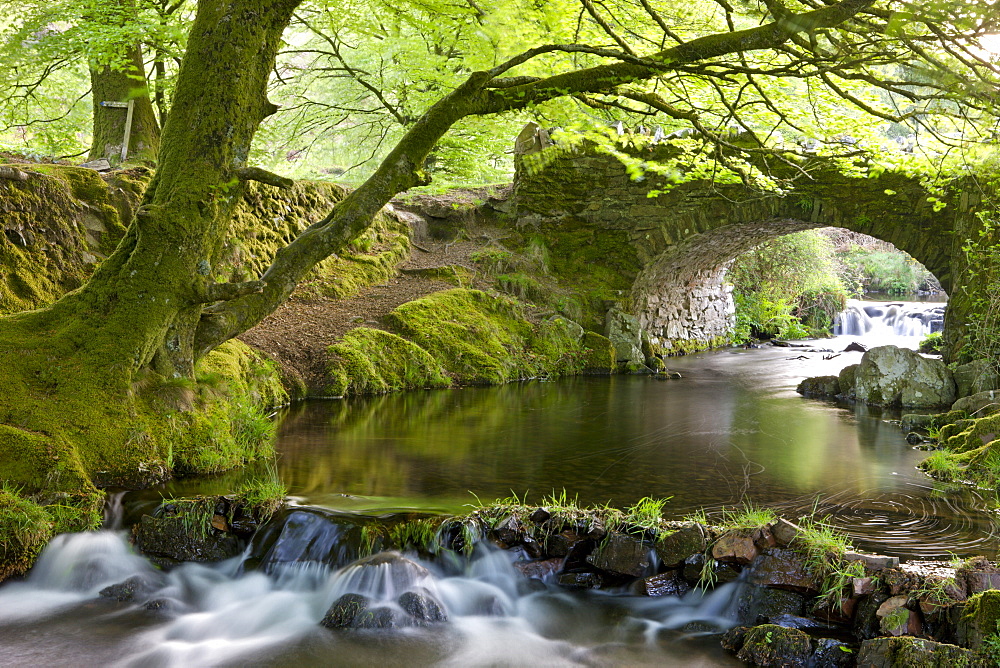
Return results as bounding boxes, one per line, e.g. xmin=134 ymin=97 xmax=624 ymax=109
xmin=0 ymin=0 xmax=193 ymax=156
xmin=729 ymin=230 xmax=848 ymax=341
xmin=839 ymin=247 xmax=937 ymax=294
xmin=920 ymin=332 xmax=944 ymax=354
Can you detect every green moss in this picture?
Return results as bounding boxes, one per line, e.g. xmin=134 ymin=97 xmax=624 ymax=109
xmin=659 ymin=334 xmax=731 ymax=356
xmin=221 ymin=180 xmax=410 ymax=296
xmin=325 ymin=327 xmax=451 ymax=396
xmin=384 ymin=289 xmax=545 ymax=385
xmin=581 ymin=331 xmax=616 ymax=373
xmin=497 ymin=272 xmax=546 ymax=302
xmin=940 ymin=414 xmax=1000 ymax=454
xmin=0 ymin=487 xmax=53 ymax=582
xmin=169 ymin=340 xmax=287 ymax=474
xmin=960 ymin=590 xmax=1000 ymax=651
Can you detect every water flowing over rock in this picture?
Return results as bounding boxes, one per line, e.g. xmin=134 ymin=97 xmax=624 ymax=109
xmin=854 ymin=345 xmax=956 ymax=408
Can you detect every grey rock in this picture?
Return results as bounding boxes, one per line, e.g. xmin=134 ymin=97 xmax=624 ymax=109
xmin=604 ymin=308 xmax=645 ymax=365
xmin=854 ymin=346 xmax=956 ymax=408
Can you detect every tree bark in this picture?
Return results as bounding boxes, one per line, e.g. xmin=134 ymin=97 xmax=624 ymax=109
xmin=87 ymin=0 xmax=162 ymax=163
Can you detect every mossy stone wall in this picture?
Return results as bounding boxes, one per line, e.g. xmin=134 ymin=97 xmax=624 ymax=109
xmin=510 ymin=143 xmax=977 ymax=358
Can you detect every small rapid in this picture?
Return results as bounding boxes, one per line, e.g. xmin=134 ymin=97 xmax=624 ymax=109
xmin=0 ymin=521 xmax=744 ymax=667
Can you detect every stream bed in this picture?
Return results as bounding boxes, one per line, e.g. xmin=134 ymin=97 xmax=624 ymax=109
xmin=2 ymin=298 xmax=998 ymax=667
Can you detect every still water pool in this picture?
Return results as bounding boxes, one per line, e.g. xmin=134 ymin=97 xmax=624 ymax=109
xmin=2 ymin=312 xmax=998 ymax=667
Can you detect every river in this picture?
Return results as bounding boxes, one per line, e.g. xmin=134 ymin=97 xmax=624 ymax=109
xmin=1 ymin=297 xmax=994 ymax=667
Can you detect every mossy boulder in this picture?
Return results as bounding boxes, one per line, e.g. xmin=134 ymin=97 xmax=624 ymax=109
xmin=733 ymin=624 xmax=812 ymax=667
xmin=0 ymin=164 xmax=140 ymax=315
xmin=383 ymin=289 xmax=585 ymax=385
xmin=0 ymin=488 xmax=53 ymax=582
xmin=953 ymin=360 xmax=1000 ymax=400
xmin=857 ymin=636 xmax=980 ymax=667
xmin=796 ymin=375 xmax=840 ymax=398
xmin=325 ymin=327 xmax=451 ymax=396
xmin=952 ymin=391 xmax=1000 ymax=420
xmin=581 ymin=331 xmax=615 ymax=374
xmin=956 ymin=590 xmax=1000 ymax=651
xmin=839 ymin=363 xmax=859 ymax=398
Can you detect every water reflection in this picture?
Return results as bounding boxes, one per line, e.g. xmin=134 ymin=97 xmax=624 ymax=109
xmin=145 ymin=333 xmax=1000 ymax=561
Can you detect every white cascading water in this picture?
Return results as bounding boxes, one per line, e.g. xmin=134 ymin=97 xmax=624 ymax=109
xmin=0 ymin=527 xmax=744 ymax=667
xmin=833 ymin=299 xmax=944 ymax=347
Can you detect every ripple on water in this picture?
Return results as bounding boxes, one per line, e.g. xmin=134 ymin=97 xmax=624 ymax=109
xmin=773 ymin=484 xmax=1000 ymax=560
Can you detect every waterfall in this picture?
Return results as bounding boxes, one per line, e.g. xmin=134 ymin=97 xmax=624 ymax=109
xmin=834 ymin=299 xmax=944 ymax=340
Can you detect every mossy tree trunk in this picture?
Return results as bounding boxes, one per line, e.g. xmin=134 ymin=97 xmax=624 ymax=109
xmin=0 ymin=0 xmax=881 ymax=503
xmin=87 ymin=0 xmax=161 ymax=163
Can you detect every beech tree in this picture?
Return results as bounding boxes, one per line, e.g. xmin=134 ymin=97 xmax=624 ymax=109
xmin=0 ymin=0 xmax=997 ymax=524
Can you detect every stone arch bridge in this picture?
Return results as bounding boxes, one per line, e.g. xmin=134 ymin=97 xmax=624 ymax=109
xmin=506 ymin=144 xmax=986 ymax=358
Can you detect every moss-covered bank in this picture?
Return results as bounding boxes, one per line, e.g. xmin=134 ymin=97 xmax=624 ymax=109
xmin=324 ymin=289 xmax=601 ymax=396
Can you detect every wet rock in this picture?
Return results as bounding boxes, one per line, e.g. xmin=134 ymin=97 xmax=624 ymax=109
xmin=528 ymin=507 xmax=550 ymax=524
xmin=854 ymin=588 xmax=892 ymax=641
xmin=747 ymin=548 xmax=819 ymax=593
xmin=514 ymin=557 xmax=563 ymax=581
xmin=344 ymin=551 xmax=432 ymax=593
xmin=956 ymin=589 xmax=1000 ymax=650
xmin=953 ymin=360 xmax=1000 ymax=399
xmin=654 ymin=523 xmax=706 ymax=567
xmin=734 ymin=624 xmax=812 ymax=667
xmin=854 ymin=345 xmax=956 ymax=408
xmin=586 ymin=518 xmax=607 ymax=541
xmin=839 ymin=363 xmax=860 ymax=398
xmin=712 ymin=531 xmax=759 ymax=565
xmin=321 ymin=593 xmax=373 ymax=629
xmin=132 ymin=514 xmax=242 ymax=566
xmin=586 ymin=532 xmax=652 ymax=577
xmin=557 ymin=571 xmax=603 ymax=589
xmin=853 ymin=577 xmax=876 ymax=597
xmin=857 ymin=636 xmax=977 ymax=667
xmin=906 ymin=431 xmax=925 ymax=445
xmin=521 ymin=535 xmax=543 ymax=559
xmin=769 ymin=614 xmax=828 ymax=630
xmin=545 ymin=529 xmax=586 ymax=557
xmin=810 ymin=638 xmax=854 ymax=667
xmin=956 ymin=556 xmax=1000 ymax=595
xmin=844 ymin=552 xmax=899 ymax=571
xmin=494 ymin=515 xmax=524 ymax=546
xmin=398 ymin=588 xmax=448 ymax=624
xmin=769 ymin=518 xmax=801 ymax=547
xmin=796 ymin=375 xmax=840 ymax=398
xmin=720 ymin=625 xmax=748 ymax=652
xmin=738 ymin=585 xmax=806 ymax=625
xmin=876 ymin=595 xmax=921 ymax=637
xmin=99 ymin=574 xmax=159 ymax=602
xmin=681 ymin=553 xmax=740 ymax=585
xmin=844 ymin=342 xmax=868 ymax=353
xmin=901 ymin=413 xmax=936 ymax=432
xmin=143 ymin=599 xmax=172 ymax=612
xmin=632 ymin=572 xmax=691 ymax=597
xmin=242 ymin=508 xmax=368 ymax=573
xmin=952 ymin=390 xmax=1000 ymax=419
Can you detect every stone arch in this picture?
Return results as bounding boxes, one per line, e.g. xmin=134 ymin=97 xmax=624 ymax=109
xmin=511 ymin=142 xmax=980 ymax=353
